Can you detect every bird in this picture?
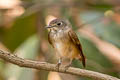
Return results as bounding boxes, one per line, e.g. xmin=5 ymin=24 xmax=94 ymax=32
xmin=46 ymin=19 xmax=86 ymax=69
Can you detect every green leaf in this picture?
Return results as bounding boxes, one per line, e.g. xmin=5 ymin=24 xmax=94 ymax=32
xmin=2 ymin=14 xmax=36 ymax=51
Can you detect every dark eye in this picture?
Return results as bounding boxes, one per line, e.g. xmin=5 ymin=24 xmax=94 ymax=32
xmin=57 ymin=22 xmax=62 ymax=26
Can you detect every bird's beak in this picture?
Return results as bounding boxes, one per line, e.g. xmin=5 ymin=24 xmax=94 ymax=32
xmin=45 ymin=25 xmax=51 ymax=28
xmin=45 ymin=25 xmax=55 ymax=28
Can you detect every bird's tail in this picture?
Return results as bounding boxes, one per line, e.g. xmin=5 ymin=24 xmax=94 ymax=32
xmin=78 ymin=52 xmax=86 ymax=68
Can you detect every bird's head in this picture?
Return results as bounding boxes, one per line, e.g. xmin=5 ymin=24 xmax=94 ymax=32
xmin=46 ymin=19 xmax=69 ymax=32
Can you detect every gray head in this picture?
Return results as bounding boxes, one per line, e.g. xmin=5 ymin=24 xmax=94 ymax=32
xmin=46 ymin=19 xmax=70 ymax=31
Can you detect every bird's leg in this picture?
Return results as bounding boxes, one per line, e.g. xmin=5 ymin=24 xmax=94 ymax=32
xmin=56 ymin=57 xmax=62 ymax=71
xmin=64 ymin=58 xmax=73 ymax=71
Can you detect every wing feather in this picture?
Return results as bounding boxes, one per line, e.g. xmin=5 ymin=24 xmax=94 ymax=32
xmin=48 ymin=32 xmax=54 ymax=48
xmin=68 ymin=29 xmax=86 ymax=67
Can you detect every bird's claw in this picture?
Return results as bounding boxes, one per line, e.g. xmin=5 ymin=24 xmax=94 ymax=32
xmin=55 ymin=62 xmax=61 ymax=71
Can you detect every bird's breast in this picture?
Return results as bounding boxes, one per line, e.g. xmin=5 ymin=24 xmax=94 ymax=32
xmin=54 ymin=40 xmax=70 ymax=57
xmin=54 ymin=40 xmax=79 ymax=59
xmin=50 ymin=30 xmax=79 ymax=58
xmin=52 ymin=31 xmax=69 ymax=56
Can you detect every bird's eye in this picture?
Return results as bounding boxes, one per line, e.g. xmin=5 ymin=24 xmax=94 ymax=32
xmin=57 ymin=22 xmax=62 ymax=26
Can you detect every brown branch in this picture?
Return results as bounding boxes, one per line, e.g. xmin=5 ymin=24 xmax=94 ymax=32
xmin=0 ymin=50 xmax=119 ymax=80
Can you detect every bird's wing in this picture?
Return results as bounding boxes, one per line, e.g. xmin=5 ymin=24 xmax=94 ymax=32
xmin=68 ymin=29 xmax=86 ymax=67
xmin=48 ymin=32 xmax=54 ymax=48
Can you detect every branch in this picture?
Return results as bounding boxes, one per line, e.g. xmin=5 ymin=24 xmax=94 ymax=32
xmin=0 ymin=50 xmax=119 ymax=80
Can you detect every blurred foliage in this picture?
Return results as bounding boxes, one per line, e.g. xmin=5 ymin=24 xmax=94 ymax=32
xmin=0 ymin=0 xmax=120 ymax=80
xmin=4 ymin=35 xmax=39 ymax=80
xmin=2 ymin=14 xmax=36 ymax=51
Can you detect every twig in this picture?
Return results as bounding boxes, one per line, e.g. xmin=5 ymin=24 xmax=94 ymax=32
xmin=0 ymin=50 xmax=119 ymax=80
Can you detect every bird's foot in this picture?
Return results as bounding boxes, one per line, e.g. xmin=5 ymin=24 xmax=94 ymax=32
xmin=55 ymin=58 xmax=62 ymax=71
xmin=55 ymin=62 xmax=61 ymax=71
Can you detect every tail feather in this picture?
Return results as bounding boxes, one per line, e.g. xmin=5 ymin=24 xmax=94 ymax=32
xmin=82 ymin=55 xmax=86 ymax=67
xmin=78 ymin=51 xmax=86 ymax=68
xmin=78 ymin=56 xmax=86 ymax=68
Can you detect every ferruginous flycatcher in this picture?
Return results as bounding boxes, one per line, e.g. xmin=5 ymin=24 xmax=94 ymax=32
xmin=46 ymin=19 xmax=86 ymax=68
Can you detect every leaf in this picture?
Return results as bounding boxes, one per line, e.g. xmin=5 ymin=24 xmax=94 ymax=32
xmin=2 ymin=14 xmax=36 ymax=51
